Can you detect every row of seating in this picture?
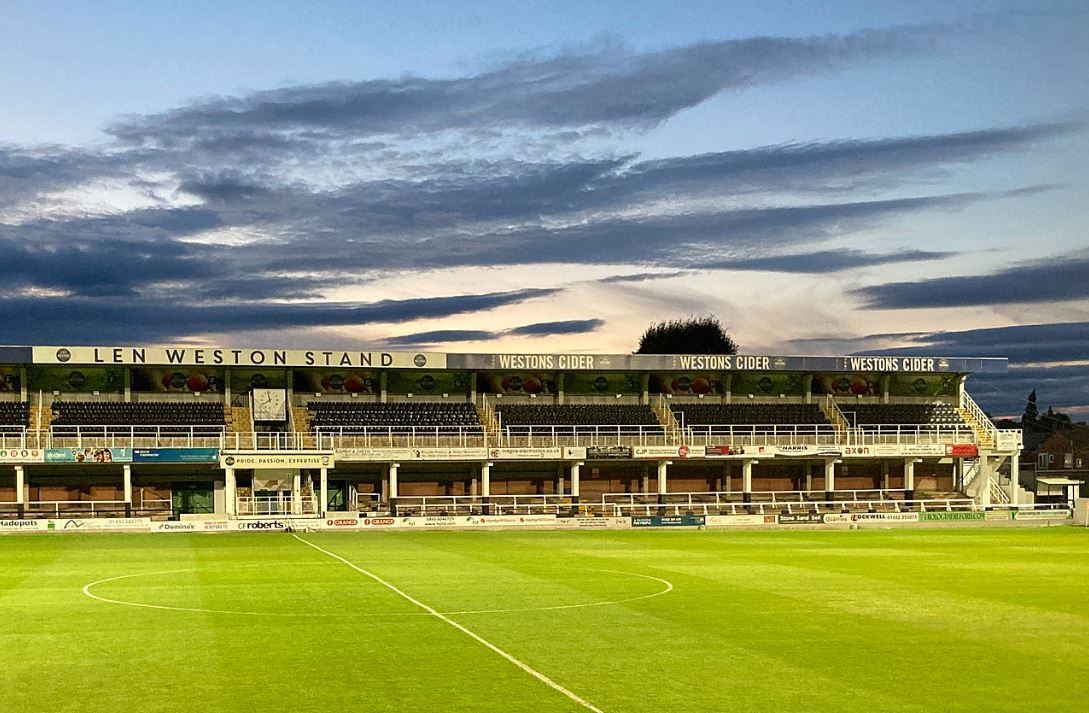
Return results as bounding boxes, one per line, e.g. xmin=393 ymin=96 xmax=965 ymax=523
xmin=52 ymin=401 xmax=225 ymax=426
xmin=0 ymin=401 xmax=29 ymax=433
xmin=309 ymin=402 xmax=482 ymax=432
xmin=672 ymin=403 xmax=830 ymax=425
xmin=497 ymin=404 xmax=665 ymax=436
xmin=839 ymin=403 xmax=967 ymax=427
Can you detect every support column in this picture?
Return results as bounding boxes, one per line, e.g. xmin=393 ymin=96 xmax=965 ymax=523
xmin=824 ymin=458 xmax=836 ymax=504
xmin=723 ymin=463 xmax=731 ymax=493
xmin=657 ymin=460 xmax=669 ymax=504
xmin=15 ymin=465 xmax=25 ymax=517
xmin=805 ymin=462 xmax=814 ymax=493
xmin=903 ymin=459 xmax=915 ymax=504
xmin=481 ymin=461 xmax=492 ymax=515
xmin=641 ymin=463 xmax=650 ymax=494
xmin=882 ymin=461 xmax=891 ymax=491
xmin=556 ymin=463 xmax=565 ymax=496
xmin=388 ymin=462 xmax=399 ymax=514
xmin=292 ymin=471 xmax=302 ymax=515
xmin=123 ymin=464 xmax=133 ymax=517
xmin=1009 ymin=457 xmax=1020 ymax=505
xmin=742 ymin=459 xmax=753 ymax=504
xmin=570 ymin=461 xmax=581 ymax=502
xmin=319 ymin=467 xmax=329 ymax=517
xmin=225 ymin=467 xmax=237 ymax=517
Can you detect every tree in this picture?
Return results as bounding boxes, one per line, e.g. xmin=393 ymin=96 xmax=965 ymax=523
xmin=1022 ymin=389 xmax=1038 ymax=425
xmin=636 ymin=316 xmax=739 ymax=354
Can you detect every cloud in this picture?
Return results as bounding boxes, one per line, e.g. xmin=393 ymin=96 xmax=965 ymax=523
xmin=852 ymin=250 xmax=1089 ymax=308
xmin=384 ymin=318 xmax=604 ymax=347
xmin=0 ymin=288 xmax=559 ymax=344
xmin=709 ymin=248 xmax=955 ymax=273
xmin=506 ymin=319 xmax=605 ymax=336
xmin=107 ymin=26 xmax=940 ymax=146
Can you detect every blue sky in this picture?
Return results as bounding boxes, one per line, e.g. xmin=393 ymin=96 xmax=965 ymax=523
xmin=0 ymin=1 xmax=1086 ymax=418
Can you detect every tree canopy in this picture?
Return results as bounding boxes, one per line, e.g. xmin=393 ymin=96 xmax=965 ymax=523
xmin=636 ymin=316 xmax=739 ymax=354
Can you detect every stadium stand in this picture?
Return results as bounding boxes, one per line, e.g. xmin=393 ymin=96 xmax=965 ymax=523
xmin=50 ymin=401 xmax=226 ymax=437
xmin=671 ymin=402 xmax=830 ymax=426
xmin=839 ymin=403 xmax=967 ymax=428
xmin=0 ymin=401 xmax=30 ymax=433
xmin=496 ymin=404 xmax=665 ymax=436
xmin=308 ymin=401 xmax=482 ymax=434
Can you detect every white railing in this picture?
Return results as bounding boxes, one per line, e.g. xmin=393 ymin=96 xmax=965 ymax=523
xmin=47 ymin=425 xmax=225 ymax=448
xmin=960 ymin=390 xmax=998 ymax=444
xmin=313 ymin=426 xmax=487 ymax=449
xmin=498 ymin=424 xmax=675 ymax=447
xmin=602 ymin=489 xmax=911 ymax=509
xmin=0 ymin=428 xmax=28 ymax=449
xmin=989 ymin=479 xmax=1012 ymax=505
xmin=13 ymin=500 xmax=130 ymax=517
xmin=683 ymin=424 xmax=838 ymax=446
xmin=351 ymin=492 xmax=382 ymax=511
xmin=236 ymin=495 xmax=318 ymax=517
xmin=846 ymin=424 xmax=977 ymax=445
xmin=393 ymin=494 xmax=576 ymax=516
xmin=602 ymin=497 xmax=978 ymax=517
xmin=823 ymin=395 xmax=851 ymax=438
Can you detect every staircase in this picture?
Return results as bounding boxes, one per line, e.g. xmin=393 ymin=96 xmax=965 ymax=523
xmin=957 ymin=391 xmax=996 ymax=449
xmin=225 ymin=405 xmax=254 ymax=449
xmin=653 ymin=395 xmax=683 ymax=442
xmin=291 ymin=405 xmax=316 ymax=449
xmin=820 ymin=395 xmax=851 ymax=442
xmin=29 ymin=401 xmax=51 ymax=448
xmin=477 ymin=396 xmax=500 ymax=447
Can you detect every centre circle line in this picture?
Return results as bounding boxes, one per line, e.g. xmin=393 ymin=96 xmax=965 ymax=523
xmin=292 ymin=533 xmax=609 ymax=713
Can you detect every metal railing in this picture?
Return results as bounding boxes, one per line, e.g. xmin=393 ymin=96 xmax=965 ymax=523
xmin=236 ymin=495 xmax=318 ymax=517
xmin=47 ymin=425 xmax=226 ymax=449
xmin=498 ymin=424 xmax=675 ymax=447
xmin=683 ymin=424 xmax=839 ymax=446
xmin=846 ymin=424 xmax=977 ymax=445
xmin=960 ymin=390 xmax=998 ymax=445
xmin=392 ymin=494 xmax=576 ymax=516
xmin=313 ymin=426 xmax=487 ymax=449
xmin=602 ymin=497 xmax=978 ymax=517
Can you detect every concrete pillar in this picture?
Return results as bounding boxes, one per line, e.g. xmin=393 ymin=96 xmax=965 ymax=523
xmin=904 ymin=459 xmax=915 ymax=503
xmin=470 ymin=477 xmax=478 ymax=497
xmin=123 ymin=464 xmax=132 ymax=516
xmin=882 ymin=461 xmax=891 ymax=491
xmin=481 ymin=461 xmax=492 ymax=515
xmin=824 ymin=458 xmax=836 ymax=503
xmin=388 ymin=462 xmax=399 ymax=498
xmin=657 ymin=460 xmax=669 ymax=503
xmin=723 ymin=463 xmax=731 ymax=493
xmin=805 ymin=462 xmax=814 ymax=493
xmin=641 ymin=463 xmax=650 ymax=494
xmin=557 ymin=373 xmax=565 ymax=405
xmin=379 ymin=372 xmax=388 ymax=403
xmin=742 ymin=459 xmax=753 ymax=503
xmin=319 ymin=467 xmax=329 ymax=516
xmin=225 ymin=468 xmax=237 ymax=517
xmin=14 ymin=465 xmax=25 ymax=517
xmin=570 ymin=461 xmax=581 ymax=501
xmin=123 ymin=368 xmax=132 ymax=402
xmin=292 ymin=472 xmax=302 ymax=514
xmin=1009 ymin=457 xmax=1020 ymax=505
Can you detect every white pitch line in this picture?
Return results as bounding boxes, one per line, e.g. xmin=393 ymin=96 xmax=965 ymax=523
xmin=292 ymin=533 xmax=607 ymax=713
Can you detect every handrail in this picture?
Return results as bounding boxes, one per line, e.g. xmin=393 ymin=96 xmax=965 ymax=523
xmin=960 ymin=390 xmax=998 ymax=444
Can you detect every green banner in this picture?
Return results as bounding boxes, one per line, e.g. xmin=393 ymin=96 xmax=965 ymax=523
xmin=919 ymin=511 xmax=985 ymax=522
xmin=888 ymin=373 xmax=958 ymax=397
xmin=386 ymin=371 xmax=469 ymax=396
xmin=731 ymin=372 xmax=805 ymax=397
xmin=26 ymin=366 xmax=122 ymax=393
xmin=564 ymin=371 xmax=641 ymax=395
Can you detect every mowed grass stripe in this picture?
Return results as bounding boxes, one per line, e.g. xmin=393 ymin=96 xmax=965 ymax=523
xmin=1 ymin=528 xmax=1088 ymax=712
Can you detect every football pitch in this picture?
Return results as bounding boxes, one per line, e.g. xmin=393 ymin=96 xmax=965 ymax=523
xmin=2 ymin=528 xmax=1087 ymax=712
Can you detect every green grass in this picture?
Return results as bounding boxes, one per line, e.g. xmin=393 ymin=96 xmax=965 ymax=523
xmin=2 ymin=528 xmax=1088 ymax=712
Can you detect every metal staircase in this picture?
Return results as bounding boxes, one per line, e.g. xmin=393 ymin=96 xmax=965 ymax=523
xmin=820 ymin=395 xmax=851 ymax=442
xmin=958 ymin=391 xmax=997 ymax=449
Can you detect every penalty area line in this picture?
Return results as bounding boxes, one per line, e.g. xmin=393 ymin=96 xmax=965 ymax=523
xmin=291 ymin=533 xmax=606 ymax=713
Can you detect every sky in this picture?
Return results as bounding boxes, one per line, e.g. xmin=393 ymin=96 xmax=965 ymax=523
xmin=1 ymin=0 xmax=1087 ymax=418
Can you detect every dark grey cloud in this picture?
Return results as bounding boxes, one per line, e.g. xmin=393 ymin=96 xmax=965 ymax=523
xmin=506 ymin=319 xmax=605 ymax=336
xmin=710 ymin=248 xmax=955 ymax=273
xmin=0 ymin=288 xmax=558 ymax=343
xmin=599 ymin=272 xmax=688 ymax=284
xmin=384 ymin=330 xmax=498 ymax=346
xmin=108 ymin=26 xmax=939 ymax=146
xmin=852 ymin=250 xmax=1089 ymax=308
xmin=384 ymin=318 xmax=604 ymax=347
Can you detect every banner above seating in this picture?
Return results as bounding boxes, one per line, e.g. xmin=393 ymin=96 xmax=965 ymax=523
xmin=17 ymin=345 xmax=1007 ymax=374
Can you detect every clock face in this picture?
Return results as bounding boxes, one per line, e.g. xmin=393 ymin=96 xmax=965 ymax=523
xmin=254 ymin=388 xmax=286 ymax=420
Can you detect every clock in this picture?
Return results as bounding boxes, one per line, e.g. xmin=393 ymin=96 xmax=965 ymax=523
xmin=253 ymin=388 xmax=287 ymax=421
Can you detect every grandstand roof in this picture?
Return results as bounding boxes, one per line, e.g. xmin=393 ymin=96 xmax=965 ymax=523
xmin=0 ymin=345 xmax=1007 ymax=374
